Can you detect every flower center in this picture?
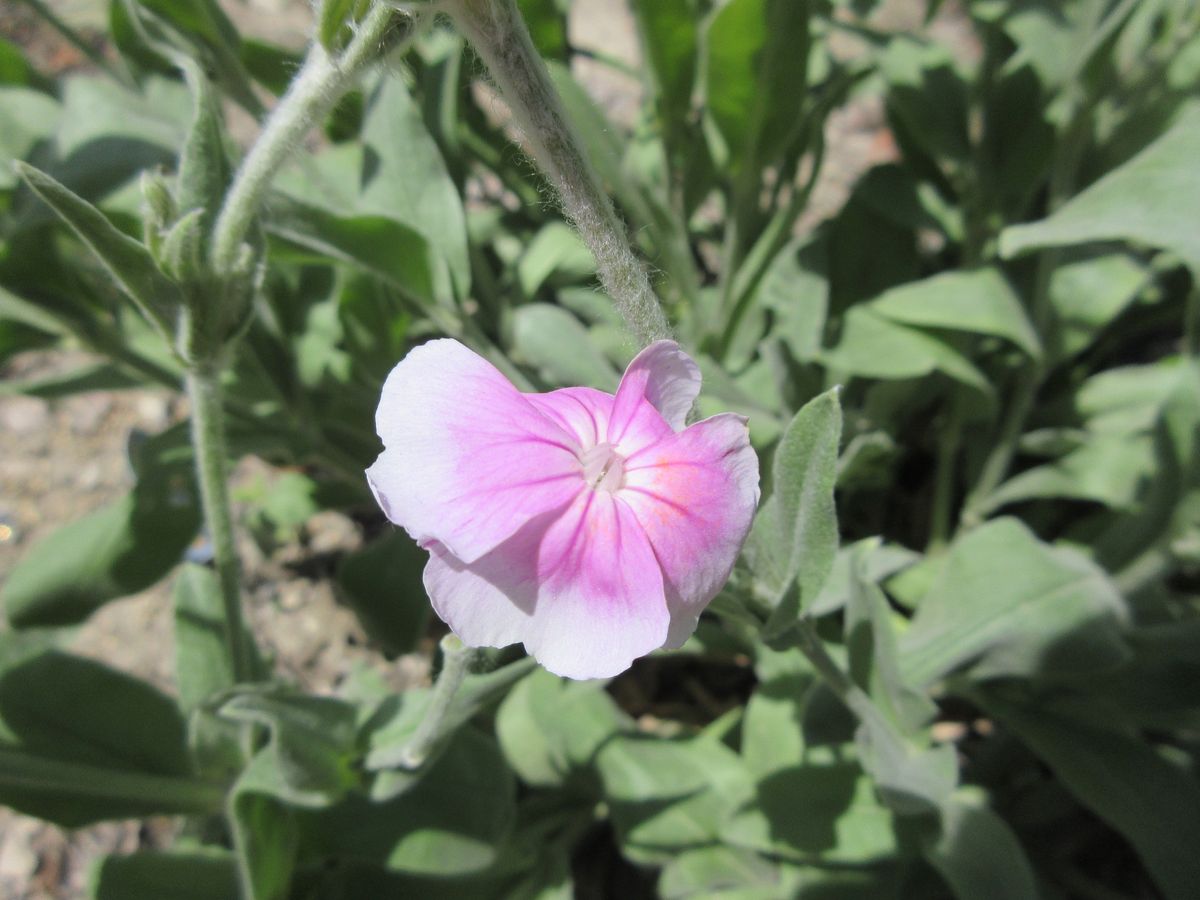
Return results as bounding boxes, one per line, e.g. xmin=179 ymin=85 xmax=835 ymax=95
xmin=579 ymin=442 xmax=625 ymax=493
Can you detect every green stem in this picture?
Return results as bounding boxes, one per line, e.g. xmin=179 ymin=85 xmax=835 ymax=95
xmin=399 ymin=636 xmax=482 ymax=769
xmin=0 ymin=747 xmax=226 ymax=814
xmin=445 ymin=0 xmax=672 ymax=345
xmin=1185 ymin=285 xmax=1200 ymax=359
xmin=927 ymin=407 xmax=962 ymax=552
xmin=187 ymin=366 xmax=252 ymax=683
xmin=210 ymin=4 xmax=414 ymax=275
xmin=959 ymin=92 xmax=1089 ymax=531
xmin=1114 ymin=543 xmax=1173 ymax=597
xmin=792 ymin=618 xmax=894 ymax=736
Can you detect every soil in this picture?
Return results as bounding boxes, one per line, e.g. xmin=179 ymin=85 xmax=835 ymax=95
xmin=0 ymin=1 xmax=966 ymax=896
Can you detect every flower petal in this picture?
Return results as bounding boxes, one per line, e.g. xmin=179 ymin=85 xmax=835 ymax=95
xmin=527 ymin=490 xmax=669 ymax=678
xmin=366 ymin=339 xmax=583 ymax=563
xmin=619 ymin=414 xmax=760 ymax=645
xmin=424 ymin=490 xmax=670 ymax=680
xmin=610 ymin=340 xmax=702 ymax=437
xmin=526 ymin=387 xmax=614 ymax=450
xmin=423 ymin=529 xmax=543 ymax=652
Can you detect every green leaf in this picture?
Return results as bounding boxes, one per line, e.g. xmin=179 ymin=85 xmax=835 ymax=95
xmin=228 ymin=753 xmax=299 ymax=900
xmin=3 ymin=431 xmax=200 ymax=628
xmin=266 ymin=196 xmax=437 ymax=307
xmin=822 ymin=306 xmax=990 ymax=392
xmin=516 ymin=222 xmax=596 ymax=297
xmin=91 ymin=848 xmax=240 ymax=900
xmin=1047 ymin=251 xmax=1150 ymax=361
xmin=0 ymin=746 xmax=223 ymax=829
xmin=867 ymin=268 xmax=1041 ymax=359
xmin=13 ymin=162 xmax=181 ymax=337
xmin=899 ymin=518 xmax=1130 ymax=685
xmin=1000 ymin=104 xmax=1200 ymax=275
xmin=219 ymin=687 xmax=360 ymax=808
xmin=0 ymin=361 xmax=146 ymax=398
xmin=518 ymin=0 xmax=568 ymax=60
xmin=335 ymin=530 xmax=430 ymax=657
xmin=116 ymin=0 xmax=262 ymax=117
xmin=0 ymin=38 xmax=45 ymax=88
xmin=0 ymin=650 xmax=190 ymax=774
xmin=757 ymin=236 xmax=829 ymax=363
xmin=923 ymin=789 xmax=1038 ymax=900
xmin=365 ymin=659 xmax=537 ymax=775
xmin=511 ymin=303 xmax=619 ymax=390
xmin=319 ymin=0 xmax=364 ymax=51
xmin=361 ymin=73 xmax=470 ymax=300
xmin=845 ymin=552 xmax=958 ymax=815
xmin=0 ymin=283 xmax=71 ymax=336
xmin=0 ymin=651 xmax=220 ymax=826
xmin=173 ymin=564 xmax=235 ymax=711
xmin=722 ymin=748 xmax=898 ymax=865
xmin=174 ymin=564 xmax=264 ymax=711
xmin=303 ymin=727 xmax=517 ymax=876
xmin=657 ymin=846 xmax=782 ymax=899
xmin=598 ymin=733 xmax=753 ymax=865
xmin=632 ymin=0 xmax=698 ymax=147
xmin=0 ymin=86 xmax=61 ymax=189
xmin=994 ymin=0 xmax=1103 ymax=92
xmin=495 ymin=669 xmax=628 ymax=788
xmin=741 ymin=661 xmax=811 ymax=778
xmin=704 ymin=0 xmax=810 ymax=171
xmin=981 ymin=434 xmax=1155 ymax=513
xmin=881 ymin=38 xmax=970 ymax=162
xmin=751 ymin=388 xmax=842 ymax=631
xmin=979 ymin=690 xmax=1200 ymax=900
xmin=48 ymin=74 xmax=188 ymax=202
xmin=806 ymin=539 xmax=919 ymax=617
xmin=174 ymin=57 xmax=231 ymax=230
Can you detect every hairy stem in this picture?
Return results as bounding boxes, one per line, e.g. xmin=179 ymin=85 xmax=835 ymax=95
xmin=187 ymin=366 xmax=252 ymax=683
xmin=399 ymin=636 xmax=482 ymax=769
xmin=445 ymin=0 xmax=672 ymax=345
xmin=210 ymin=4 xmax=411 ymax=274
xmin=792 ymin=618 xmax=893 ymax=736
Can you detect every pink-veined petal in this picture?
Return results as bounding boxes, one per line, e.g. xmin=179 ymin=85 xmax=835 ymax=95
xmin=424 ymin=490 xmax=670 ymax=679
xmin=366 ymin=339 xmax=584 ymax=563
xmin=527 ymin=387 xmax=614 ymax=450
xmin=609 ymin=341 xmax=702 ymax=439
xmin=619 ymin=414 xmax=760 ymax=645
xmin=422 ymin=524 xmax=546 ymax=652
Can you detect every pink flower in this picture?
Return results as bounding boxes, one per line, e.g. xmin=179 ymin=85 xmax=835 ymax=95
xmin=366 ymin=339 xmax=760 ymax=679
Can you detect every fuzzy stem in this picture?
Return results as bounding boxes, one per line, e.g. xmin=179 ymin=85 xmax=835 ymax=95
xmin=792 ymin=618 xmax=893 ymax=737
xmin=399 ymin=636 xmax=482 ymax=769
xmin=187 ymin=366 xmax=252 ymax=683
xmin=445 ymin=0 xmax=672 ymax=345
xmin=210 ymin=4 xmax=410 ymax=275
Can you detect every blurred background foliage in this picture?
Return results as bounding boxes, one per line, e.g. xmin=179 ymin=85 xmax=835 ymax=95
xmin=1 ymin=0 xmax=1199 ymax=897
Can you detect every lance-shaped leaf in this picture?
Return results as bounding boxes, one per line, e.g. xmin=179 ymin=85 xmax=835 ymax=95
xmin=979 ymin=691 xmax=1200 ymax=900
xmin=866 ymin=267 xmax=1041 ymax=359
xmin=319 ymin=0 xmax=369 ymax=51
xmin=1000 ymin=105 xmax=1200 ymax=275
xmin=0 ymin=651 xmax=222 ymax=826
xmin=13 ymin=162 xmax=181 ymax=337
xmin=923 ymin=789 xmax=1039 ymax=900
xmin=704 ymin=0 xmax=810 ymax=171
xmin=746 ymin=388 xmax=842 ymax=632
xmin=92 ymin=848 xmax=240 ymax=900
xmin=3 ymin=426 xmax=200 ymax=628
xmin=899 ymin=518 xmax=1130 ymax=685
